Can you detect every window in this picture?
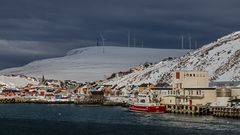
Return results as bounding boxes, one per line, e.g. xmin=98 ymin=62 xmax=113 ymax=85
xmin=176 ymin=83 xmax=182 ymax=89
xmin=193 ymin=74 xmax=195 ymax=77
xmin=140 ymin=99 xmax=145 ymax=103
xmin=190 ymin=74 xmax=192 ymax=77
xmin=176 ymin=72 xmax=180 ymax=79
xmin=191 ymin=90 xmax=193 ymax=95
xmin=197 ymin=90 xmax=202 ymax=95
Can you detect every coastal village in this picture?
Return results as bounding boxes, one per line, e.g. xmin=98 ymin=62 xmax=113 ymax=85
xmin=1 ymin=70 xmax=240 ymax=118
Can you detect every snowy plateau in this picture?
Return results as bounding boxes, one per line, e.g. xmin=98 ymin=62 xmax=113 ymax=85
xmin=0 ymin=46 xmax=188 ymax=83
xmin=105 ymin=31 xmax=240 ymax=89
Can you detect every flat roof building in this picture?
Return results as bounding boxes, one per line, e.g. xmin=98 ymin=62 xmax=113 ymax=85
xmin=172 ymin=70 xmax=209 ymax=90
xmin=169 ymin=70 xmax=215 ymax=106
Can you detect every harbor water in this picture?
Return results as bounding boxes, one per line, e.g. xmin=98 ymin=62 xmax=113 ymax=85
xmin=0 ymin=104 xmax=239 ymax=135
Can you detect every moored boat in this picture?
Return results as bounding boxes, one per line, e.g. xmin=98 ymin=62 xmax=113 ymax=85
xmin=129 ymin=93 xmax=166 ymax=113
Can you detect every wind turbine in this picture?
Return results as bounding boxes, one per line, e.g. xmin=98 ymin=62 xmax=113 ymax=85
xmin=100 ymin=33 xmax=105 ymax=54
xmin=133 ymin=33 xmax=136 ymax=48
xmin=97 ymin=38 xmax=99 ymax=46
xmin=195 ymin=40 xmax=198 ymax=49
xmin=181 ymin=34 xmax=184 ymax=49
xmin=128 ymin=30 xmax=131 ymax=47
xmin=188 ymin=34 xmax=192 ymax=49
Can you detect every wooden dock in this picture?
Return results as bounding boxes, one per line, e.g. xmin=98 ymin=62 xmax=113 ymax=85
xmin=211 ymin=107 xmax=240 ymax=118
xmin=165 ymin=104 xmax=210 ymax=115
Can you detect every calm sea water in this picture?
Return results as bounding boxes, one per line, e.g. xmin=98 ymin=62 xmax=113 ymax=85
xmin=0 ymin=104 xmax=239 ymax=135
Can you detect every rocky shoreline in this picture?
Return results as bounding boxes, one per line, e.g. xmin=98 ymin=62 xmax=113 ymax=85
xmin=0 ymin=97 xmax=129 ymax=107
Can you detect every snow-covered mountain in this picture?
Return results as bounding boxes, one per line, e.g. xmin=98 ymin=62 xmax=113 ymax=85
xmin=105 ymin=31 xmax=240 ymax=88
xmin=0 ymin=46 xmax=188 ymax=82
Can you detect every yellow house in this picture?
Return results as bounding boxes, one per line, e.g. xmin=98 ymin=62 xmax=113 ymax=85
xmin=102 ymin=85 xmax=112 ymax=96
xmin=75 ymin=84 xmax=90 ymax=95
xmin=138 ymin=83 xmax=155 ymax=93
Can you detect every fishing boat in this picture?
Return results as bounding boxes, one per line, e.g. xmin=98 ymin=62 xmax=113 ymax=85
xmin=129 ymin=93 xmax=166 ymax=113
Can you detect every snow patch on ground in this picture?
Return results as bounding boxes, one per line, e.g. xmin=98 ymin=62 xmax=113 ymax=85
xmin=0 ymin=46 xmax=189 ymax=82
xmin=0 ymin=75 xmax=38 ymax=88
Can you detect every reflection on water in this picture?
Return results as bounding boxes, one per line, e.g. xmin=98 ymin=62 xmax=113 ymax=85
xmin=134 ymin=113 xmax=239 ymax=131
xmin=0 ymin=104 xmax=239 ymax=135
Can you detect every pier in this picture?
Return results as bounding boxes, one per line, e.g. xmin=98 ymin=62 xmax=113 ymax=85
xmin=165 ymin=104 xmax=210 ymax=115
xmin=165 ymin=104 xmax=240 ymax=118
xmin=211 ymin=107 xmax=240 ymax=118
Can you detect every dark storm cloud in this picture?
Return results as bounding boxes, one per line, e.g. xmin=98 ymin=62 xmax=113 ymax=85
xmin=0 ymin=0 xmax=240 ymax=69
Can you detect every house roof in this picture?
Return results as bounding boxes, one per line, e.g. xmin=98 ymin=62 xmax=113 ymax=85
xmin=210 ymin=81 xmax=240 ymax=87
xmin=229 ymin=99 xmax=240 ymax=102
xmin=2 ymin=89 xmax=20 ymax=93
xmin=90 ymin=91 xmax=104 ymax=95
xmin=155 ymin=83 xmax=170 ymax=88
xmin=139 ymin=83 xmax=148 ymax=87
xmin=151 ymin=87 xmax=172 ymax=90
xmin=184 ymin=88 xmax=216 ymax=90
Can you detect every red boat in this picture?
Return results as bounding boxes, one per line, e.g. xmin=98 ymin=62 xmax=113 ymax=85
xmin=129 ymin=94 xmax=166 ymax=113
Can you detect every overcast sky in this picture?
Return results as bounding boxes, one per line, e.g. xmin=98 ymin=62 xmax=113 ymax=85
xmin=0 ymin=0 xmax=240 ymax=69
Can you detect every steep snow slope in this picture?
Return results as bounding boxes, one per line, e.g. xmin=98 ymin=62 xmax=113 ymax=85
xmin=105 ymin=32 xmax=240 ymax=88
xmin=0 ymin=75 xmax=38 ymax=89
xmin=0 ymin=46 xmax=188 ymax=82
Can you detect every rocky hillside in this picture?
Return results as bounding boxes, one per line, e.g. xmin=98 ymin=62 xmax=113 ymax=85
xmin=105 ymin=31 xmax=240 ymax=88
